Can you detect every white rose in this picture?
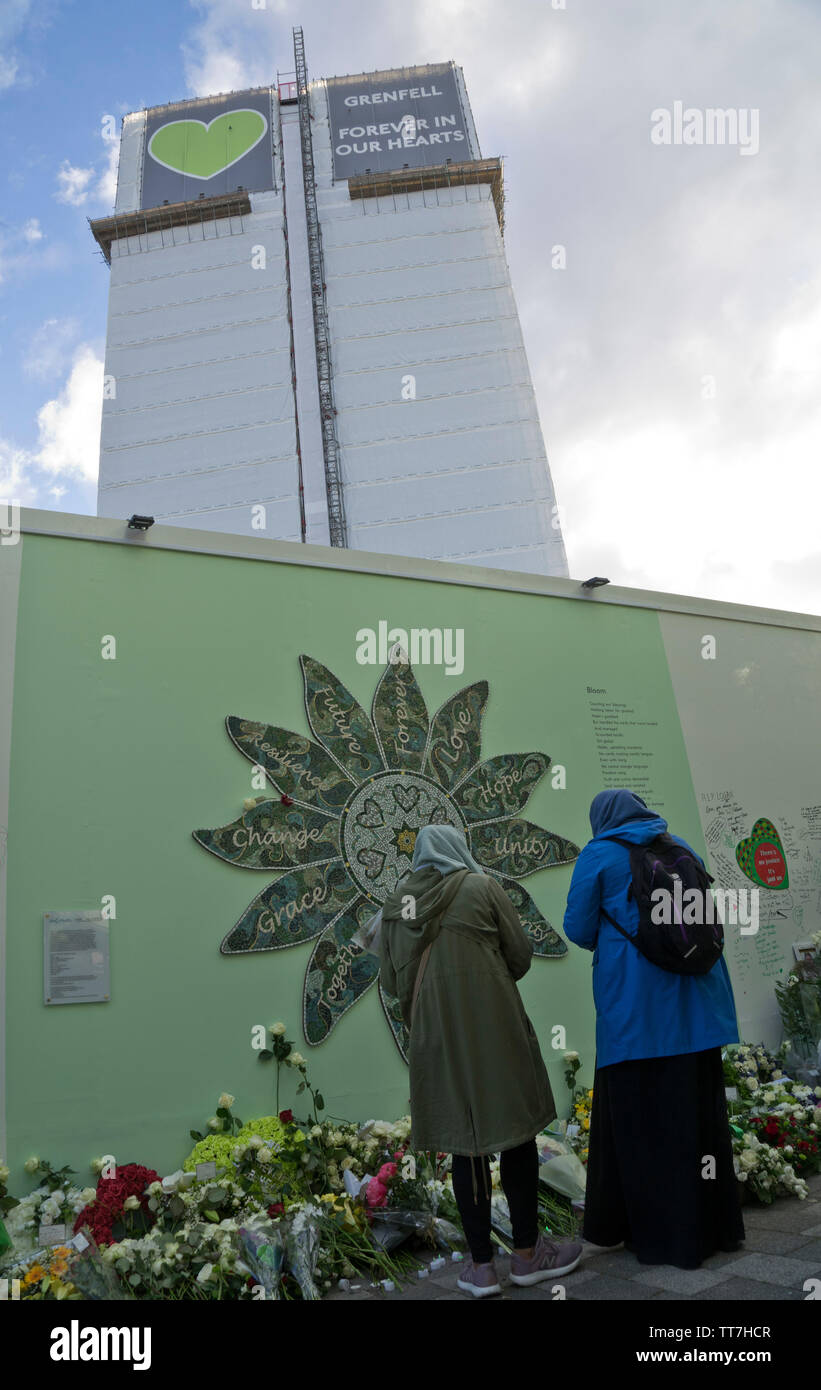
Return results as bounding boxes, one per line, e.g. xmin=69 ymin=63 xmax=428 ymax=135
xmin=246 ymin=1135 xmax=263 ymax=1150
xmin=90 ymin=1158 xmax=105 ymax=1175
xmin=152 ymin=1258 xmax=164 ymax=1276
xmin=23 ymin=1157 xmax=40 ymax=1175
xmin=208 ymin=1117 xmax=221 ymax=1131
xmin=763 ymin=1091 xmax=776 ymax=1103
xmin=271 ymin=1022 xmax=287 ymax=1036
xmin=310 ymin=1126 xmax=322 ymax=1139
xmin=123 ymin=1195 xmax=141 ymax=1211
xmin=80 ymin=1187 xmax=97 ymax=1203
xmin=257 ymin=1148 xmax=273 ymax=1165
xmin=147 ymin=1182 xmax=163 ymax=1197
xmin=288 ymin=1053 xmax=305 ymax=1068
xmin=563 ymin=1051 xmax=579 ymax=1062
xmin=218 ymin=1093 xmax=235 ymax=1111
xmin=196 ymin=1262 xmax=214 ymax=1284
xmin=0 ymin=1163 xmax=9 ymax=1183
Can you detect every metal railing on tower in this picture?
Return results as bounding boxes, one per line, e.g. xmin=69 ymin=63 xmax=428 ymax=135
xmin=293 ymin=26 xmax=347 ymax=548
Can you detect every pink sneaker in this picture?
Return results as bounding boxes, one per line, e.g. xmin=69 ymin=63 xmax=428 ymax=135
xmin=456 ymin=1260 xmax=502 ymax=1298
xmin=509 ymin=1233 xmax=584 ymax=1285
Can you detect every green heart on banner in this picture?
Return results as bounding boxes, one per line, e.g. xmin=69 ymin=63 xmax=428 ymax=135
xmin=735 ymin=817 xmax=789 ymax=890
xmin=148 ymin=110 xmax=268 ymax=179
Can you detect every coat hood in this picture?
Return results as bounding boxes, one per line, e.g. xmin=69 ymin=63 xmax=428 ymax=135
xmin=411 ymin=823 xmax=484 ymax=877
xmin=590 ymin=789 xmax=664 ymax=839
xmin=381 ymin=864 xmax=472 ymax=942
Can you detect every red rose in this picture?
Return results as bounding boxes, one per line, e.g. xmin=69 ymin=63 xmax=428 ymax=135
xmin=280 ymin=795 xmax=294 ymax=807
xmin=279 ymin=1109 xmax=294 ymax=1125
xmin=267 ymin=1202 xmax=285 ymax=1217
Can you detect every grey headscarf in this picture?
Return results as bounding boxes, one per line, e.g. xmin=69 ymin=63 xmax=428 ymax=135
xmin=411 ymin=824 xmax=484 ymax=877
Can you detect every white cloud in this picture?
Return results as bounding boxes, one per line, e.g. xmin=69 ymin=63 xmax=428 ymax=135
xmin=35 ymin=347 xmax=104 ymax=482
xmin=54 ymin=141 xmax=120 ymax=210
xmin=181 ymin=0 xmax=281 ymax=96
xmin=23 ymin=317 xmax=80 ymax=380
xmin=21 ymin=218 xmax=43 ymax=242
xmin=0 ymin=346 xmax=103 ymax=512
xmin=96 ymin=140 xmax=120 ymax=207
xmin=55 ymin=161 xmax=95 ymax=206
xmin=0 ymin=54 xmax=19 ymax=92
xmin=0 ymin=0 xmax=33 ymax=93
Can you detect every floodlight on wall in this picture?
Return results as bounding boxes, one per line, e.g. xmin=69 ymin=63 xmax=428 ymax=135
xmin=127 ymin=515 xmax=155 ymax=531
xmin=581 ymin=576 xmax=610 ymax=589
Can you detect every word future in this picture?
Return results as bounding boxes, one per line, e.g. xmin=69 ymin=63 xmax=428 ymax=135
xmin=651 ymin=103 xmax=759 ymax=155
xmin=356 ymin=623 xmax=464 ymax=676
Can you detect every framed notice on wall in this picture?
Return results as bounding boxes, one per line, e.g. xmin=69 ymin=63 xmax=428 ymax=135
xmin=44 ymin=911 xmax=110 ymax=1005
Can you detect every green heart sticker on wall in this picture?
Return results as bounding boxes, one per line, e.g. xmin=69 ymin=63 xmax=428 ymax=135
xmin=735 ymin=817 xmax=789 ymax=890
xmin=148 ymin=109 xmax=268 ymax=179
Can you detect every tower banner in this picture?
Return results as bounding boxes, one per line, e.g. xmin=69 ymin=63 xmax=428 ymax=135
xmin=325 ymin=63 xmax=473 ymax=180
xmin=140 ymin=89 xmax=275 ymax=211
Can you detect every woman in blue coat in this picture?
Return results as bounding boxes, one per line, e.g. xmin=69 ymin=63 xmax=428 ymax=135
xmin=563 ymin=788 xmax=745 ymax=1269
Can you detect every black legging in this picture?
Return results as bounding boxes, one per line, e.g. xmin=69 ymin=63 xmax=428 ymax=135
xmin=451 ymin=1139 xmax=539 ymax=1264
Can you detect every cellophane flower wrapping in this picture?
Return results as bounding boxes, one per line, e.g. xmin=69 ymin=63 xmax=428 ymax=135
xmin=65 ymin=1226 xmax=133 ymax=1301
xmin=236 ymin=1220 xmax=285 ymax=1300
xmin=284 ymin=1204 xmax=322 ymax=1299
xmin=537 ymin=1130 xmax=588 ymax=1202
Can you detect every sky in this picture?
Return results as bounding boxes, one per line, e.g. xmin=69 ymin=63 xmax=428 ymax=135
xmin=1 ymin=0 xmax=820 ymax=615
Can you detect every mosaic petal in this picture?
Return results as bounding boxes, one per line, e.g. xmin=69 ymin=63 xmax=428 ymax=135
xmin=453 ymin=752 xmax=550 ymax=823
xmin=371 ymin=651 xmax=429 ymax=772
xmin=219 ymin=860 xmax=359 ymax=954
xmin=379 ymin=981 xmax=410 ymax=1062
xmin=491 ymin=874 xmax=568 ymax=958
xmin=301 ymin=655 xmax=384 ymax=783
xmin=193 ymin=799 xmax=340 ymax=871
xmin=424 ymin=680 xmax=488 ymax=790
xmin=303 ymin=899 xmax=381 ymax=1045
xmin=470 ymin=817 xmax=579 ymax=877
xmin=225 ymin=719 xmax=353 ymax=815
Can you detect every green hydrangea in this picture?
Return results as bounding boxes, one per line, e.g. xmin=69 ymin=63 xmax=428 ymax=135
xmin=182 ymin=1134 xmax=241 ymax=1174
xmin=238 ymin=1117 xmax=304 ymax=1148
xmin=183 ymin=1117 xmax=306 ymax=1176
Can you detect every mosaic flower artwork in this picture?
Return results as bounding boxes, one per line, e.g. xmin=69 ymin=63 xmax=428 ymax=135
xmin=193 ymin=652 xmax=580 ymax=1060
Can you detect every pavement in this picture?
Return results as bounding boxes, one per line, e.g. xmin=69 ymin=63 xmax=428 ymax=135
xmin=325 ymin=1172 xmax=821 ymax=1301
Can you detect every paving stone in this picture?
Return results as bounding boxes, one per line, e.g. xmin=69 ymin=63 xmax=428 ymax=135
xmin=698 ymin=1248 xmax=746 ymax=1270
xmin=737 ymin=1229 xmax=812 ymax=1255
xmin=740 ymin=1200 xmax=821 ymax=1233
xmin=581 ymin=1248 xmax=645 ymax=1276
xmin=790 ymin=1239 xmax=821 ymax=1262
xmin=688 ymin=1276 xmax=803 ymax=1301
xmin=799 ymin=1223 xmax=821 ymax=1238
xmin=568 ymin=1273 xmax=664 ymax=1300
xmin=725 ymin=1251 xmax=821 ymax=1286
xmin=631 ymin=1265 xmax=729 ymax=1295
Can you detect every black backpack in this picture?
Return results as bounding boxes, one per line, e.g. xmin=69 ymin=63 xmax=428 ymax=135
xmin=599 ymin=833 xmax=724 ymax=976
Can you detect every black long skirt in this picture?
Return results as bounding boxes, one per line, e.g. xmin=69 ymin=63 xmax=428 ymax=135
xmin=582 ymin=1046 xmax=745 ymax=1269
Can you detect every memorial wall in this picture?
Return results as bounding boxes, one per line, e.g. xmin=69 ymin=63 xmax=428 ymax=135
xmin=1 ymin=512 xmax=819 ymax=1175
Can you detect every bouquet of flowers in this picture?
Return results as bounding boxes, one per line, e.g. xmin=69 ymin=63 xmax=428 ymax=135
xmin=732 ymin=1129 xmax=809 ymax=1203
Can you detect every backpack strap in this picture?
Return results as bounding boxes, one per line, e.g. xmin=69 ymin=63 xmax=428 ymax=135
xmin=599 ymin=904 xmax=638 ymax=945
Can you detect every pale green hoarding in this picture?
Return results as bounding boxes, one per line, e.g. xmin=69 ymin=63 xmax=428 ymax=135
xmin=0 ymin=515 xmax=819 ymax=1177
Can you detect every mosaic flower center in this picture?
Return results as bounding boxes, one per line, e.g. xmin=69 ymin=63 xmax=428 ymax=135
xmin=339 ymin=770 xmax=465 ymax=903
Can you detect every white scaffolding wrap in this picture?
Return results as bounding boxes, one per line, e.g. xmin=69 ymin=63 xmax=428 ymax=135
xmin=96 ymin=187 xmax=303 ymax=541
xmin=310 ymin=75 xmax=568 ymax=575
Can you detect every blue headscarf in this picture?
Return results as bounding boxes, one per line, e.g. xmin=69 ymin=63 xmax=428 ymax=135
xmin=411 ymin=824 xmax=484 ymax=877
xmin=589 ymin=789 xmax=660 ymax=837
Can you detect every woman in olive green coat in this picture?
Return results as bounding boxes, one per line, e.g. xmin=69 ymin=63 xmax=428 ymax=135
xmin=380 ymin=824 xmax=583 ymax=1297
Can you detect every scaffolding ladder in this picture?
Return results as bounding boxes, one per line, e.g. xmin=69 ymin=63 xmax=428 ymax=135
xmin=293 ymin=25 xmax=347 ymax=548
